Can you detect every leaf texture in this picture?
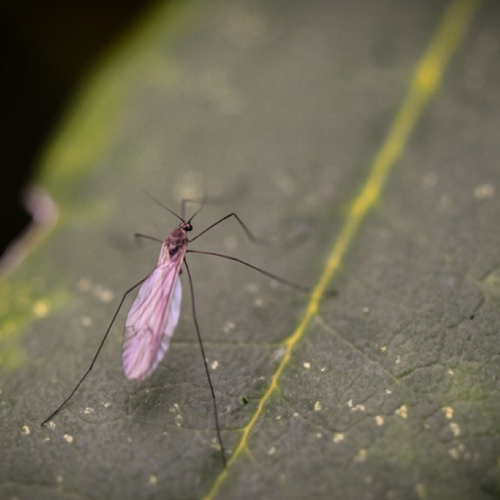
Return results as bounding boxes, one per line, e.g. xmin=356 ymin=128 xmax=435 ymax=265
xmin=1 ymin=1 xmax=498 ymax=500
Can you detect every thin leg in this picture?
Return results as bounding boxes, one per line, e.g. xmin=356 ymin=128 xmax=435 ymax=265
xmin=189 ymin=212 xmax=271 ymax=245
xmin=187 ymin=249 xmax=314 ymax=293
xmin=134 ymin=233 xmax=163 ymax=244
xmin=183 ymin=258 xmax=227 ymax=468
xmin=41 ymin=276 xmax=148 ymax=426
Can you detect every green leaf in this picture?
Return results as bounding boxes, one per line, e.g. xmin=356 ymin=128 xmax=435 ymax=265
xmin=2 ymin=0 xmax=497 ymax=499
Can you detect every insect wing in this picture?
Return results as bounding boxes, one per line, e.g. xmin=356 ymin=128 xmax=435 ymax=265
xmin=123 ymin=254 xmax=183 ymax=381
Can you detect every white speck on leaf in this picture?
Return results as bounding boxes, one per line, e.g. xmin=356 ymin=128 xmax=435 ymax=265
xmin=351 ymin=404 xmax=366 ymax=412
xmin=222 ymin=320 xmax=235 ymax=333
xmin=21 ymin=425 xmax=30 ymax=435
xmin=211 ymin=436 xmax=222 ymax=451
xmin=448 ymin=443 xmax=464 ymax=460
xmin=474 ymin=183 xmax=495 ymax=199
xmin=442 ymin=406 xmax=453 ymax=419
xmin=395 ymin=405 xmax=408 ymax=418
xmin=375 ymin=415 xmax=384 ymax=426
xmin=63 ymin=434 xmax=73 ymax=444
xmin=33 ymin=300 xmax=49 ymax=317
xmin=333 ymin=433 xmax=344 ymax=443
xmin=77 ymin=278 xmax=91 ymax=292
xmin=314 ymin=401 xmax=322 ymax=411
xmin=449 ymin=422 xmax=461 ymax=437
xmin=268 ymin=446 xmax=276 ymax=455
xmin=96 ymin=286 xmax=113 ymax=303
xmin=211 ymin=360 xmax=219 ymax=370
xmin=303 ymin=362 xmax=311 ymax=370
xmin=80 ymin=316 xmax=93 ymax=327
xmin=169 ymin=404 xmax=183 ymax=426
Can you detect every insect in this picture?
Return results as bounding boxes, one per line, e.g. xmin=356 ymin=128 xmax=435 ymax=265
xmin=42 ymin=199 xmax=312 ymax=467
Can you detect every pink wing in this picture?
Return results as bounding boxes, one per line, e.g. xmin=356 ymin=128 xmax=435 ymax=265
xmin=122 ymin=251 xmax=184 ymax=381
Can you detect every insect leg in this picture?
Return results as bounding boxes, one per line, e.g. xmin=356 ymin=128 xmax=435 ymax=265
xmin=134 ymin=233 xmax=163 ymax=244
xmin=189 ymin=212 xmax=272 ymax=245
xmin=41 ymin=276 xmax=149 ymax=426
xmin=183 ymin=258 xmax=227 ymax=468
xmin=187 ymin=249 xmax=315 ymax=293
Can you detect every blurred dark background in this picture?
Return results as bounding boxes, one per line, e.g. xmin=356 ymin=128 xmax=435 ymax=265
xmin=0 ymin=0 xmax=158 ymax=260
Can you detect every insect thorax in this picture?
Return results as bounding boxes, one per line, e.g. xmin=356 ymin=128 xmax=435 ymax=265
xmin=167 ymin=228 xmax=188 ymax=256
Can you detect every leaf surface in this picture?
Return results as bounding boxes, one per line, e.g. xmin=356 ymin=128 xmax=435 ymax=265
xmin=1 ymin=1 xmax=498 ymax=499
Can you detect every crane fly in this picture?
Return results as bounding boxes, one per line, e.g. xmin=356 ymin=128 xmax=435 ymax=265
xmin=42 ymin=199 xmax=312 ymax=468
xmin=122 ymin=220 xmax=187 ymax=381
